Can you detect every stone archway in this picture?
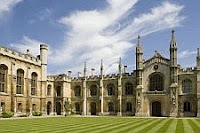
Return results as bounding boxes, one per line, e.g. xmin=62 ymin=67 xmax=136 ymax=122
xmin=56 ymin=102 xmax=61 ymax=115
xmin=47 ymin=101 xmax=51 ymax=115
xmin=152 ymin=101 xmax=161 ymax=116
xmin=90 ymin=102 xmax=96 ymax=115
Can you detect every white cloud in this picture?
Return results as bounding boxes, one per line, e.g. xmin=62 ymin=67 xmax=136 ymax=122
xmin=48 ymin=0 xmax=184 ymax=75
xmin=179 ymin=50 xmax=196 ymax=59
xmin=29 ymin=8 xmax=52 ymax=24
xmin=0 ymin=0 xmax=23 ymax=19
xmin=10 ymin=36 xmax=52 ymax=56
xmin=9 ymin=0 xmax=184 ymax=75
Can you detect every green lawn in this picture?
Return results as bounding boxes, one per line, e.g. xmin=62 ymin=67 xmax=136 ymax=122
xmin=0 ymin=117 xmax=200 ymax=133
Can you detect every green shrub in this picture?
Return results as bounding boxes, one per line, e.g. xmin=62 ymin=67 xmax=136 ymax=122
xmin=32 ymin=111 xmax=42 ymax=116
xmin=2 ymin=111 xmax=13 ymax=118
xmin=71 ymin=108 xmax=76 ymax=115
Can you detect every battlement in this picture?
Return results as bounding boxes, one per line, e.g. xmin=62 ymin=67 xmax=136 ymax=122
xmin=181 ymin=67 xmax=196 ymax=71
xmin=179 ymin=67 xmax=196 ymax=75
xmin=48 ymin=74 xmax=71 ymax=81
xmin=71 ymin=72 xmax=135 ymax=82
xmin=0 ymin=45 xmax=41 ymax=66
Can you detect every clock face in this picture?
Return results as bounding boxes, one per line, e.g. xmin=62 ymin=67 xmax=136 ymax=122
xmin=154 ymin=65 xmax=158 ymax=70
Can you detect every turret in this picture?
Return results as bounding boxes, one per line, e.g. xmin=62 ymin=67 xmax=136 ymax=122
xmin=100 ymin=59 xmax=104 ymax=115
xmin=170 ymin=29 xmax=178 ymax=83
xmin=197 ymin=48 xmax=200 ymax=70
xmin=83 ymin=62 xmax=87 ymax=78
xmin=135 ymin=35 xmax=143 ymax=117
xmin=119 ymin=58 xmax=122 ymax=75
xmin=83 ymin=62 xmax=87 ymax=115
xmin=136 ymin=35 xmax=143 ymax=86
xmin=169 ymin=30 xmax=178 ymax=117
xmin=170 ymin=29 xmax=178 ymax=67
xmin=40 ymin=44 xmax=48 ymax=81
xmin=100 ymin=59 xmax=104 ymax=78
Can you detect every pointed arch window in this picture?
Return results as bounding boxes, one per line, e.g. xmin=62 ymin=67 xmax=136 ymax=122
xmin=47 ymin=85 xmax=52 ymax=96
xmin=125 ymin=83 xmax=133 ymax=95
xmin=182 ymin=79 xmax=192 ymax=93
xmin=16 ymin=69 xmax=24 ymax=94
xmin=31 ymin=72 xmax=37 ymax=95
xmin=74 ymin=86 xmax=81 ymax=97
xmin=107 ymin=84 xmax=115 ymax=96
xmin=56 ymin=86 xmax=61 ymax=97
xmin=0 ymin=65 xmax=8 ymax=92
xmin=149 ymin=73 xmax=164 ymax=91
xmin=90 ymin=85 xmax=97 ymax=96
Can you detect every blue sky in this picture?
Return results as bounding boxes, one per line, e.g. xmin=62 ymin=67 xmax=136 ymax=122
xmin=0 ymin=0 xmax=199 ymax=76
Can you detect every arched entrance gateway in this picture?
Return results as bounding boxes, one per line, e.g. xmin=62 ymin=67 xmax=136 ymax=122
xmin=47 ymin=101 xmax=51 ymax=115
xmin=151 ymin=101 xmax=161 ymax=116
xmin=56 ymin=102 xmax=62 ymax=115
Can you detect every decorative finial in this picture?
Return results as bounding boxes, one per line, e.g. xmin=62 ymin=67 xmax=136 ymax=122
xmin=91 ymin=68 xmax=95 ymax=76
xmin=84 ymin=62 xmax=87 ymax=77
xmin=100 ymin=59 xmax=104 ymax=77
xmin=172 ymin=29 xmax=175 ymax=39
xmin=172 ymin=29 xmax=175 ymax=34
xmin=100 ymin=59 xmax=103 ymax=70
xmin=27 ymin=49 xmax=30 ymax=54
xmin=119 ymin=57 xmax=122 ymax=65
xmin=170 ymin=29 xmax=176 ymax=48
xmin=138 ymin=35 xmax=140 ymax=40
xmin=84 ymin=62 xmax=87 ymax=69
xmin=137 ymin=35 xmax=141 ymax=46
xmin=119 ymin=57 xmax=122 ymax=75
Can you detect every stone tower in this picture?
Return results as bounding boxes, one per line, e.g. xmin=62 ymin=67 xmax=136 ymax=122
xmin=196 ymin=48 xmax=200 ymax=116
xmin=135 ymin=35 xmax=143 ymax=116
xmin=40 ymin=44 xmax=48 ymax=114
xmin=83 ymin=62 xmax=87 ymax=115
xmin=118 ymin=58 xmax=122 ymax=116
xmin=100 ymin=60 xmax=104 ymax=115
xmin=169 ymin=30 xmax=178 ymax=117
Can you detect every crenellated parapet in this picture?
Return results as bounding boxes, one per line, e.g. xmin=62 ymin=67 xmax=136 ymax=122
xmin=0 ymin=45 xmax=41 ymax=66
xmin=178 ymin=67 xmax=196 ymax=75
xmin=70 ymin=72 xmax=135 ymax=82
xmin=71 ymin=77 xmax=83 ymax=81
xmin=47 ymin=74 xmax=71 ymax=82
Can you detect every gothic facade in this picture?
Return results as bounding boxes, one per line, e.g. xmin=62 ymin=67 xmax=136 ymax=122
xmin=0 ymin=30 xmax=200 ymax=117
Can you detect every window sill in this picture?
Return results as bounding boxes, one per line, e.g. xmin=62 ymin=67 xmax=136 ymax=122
xmin=74 ymin=96 xmax=81 ymax=97
xmin=15 ymin=94 xmax=24 ymax=97
xmin=124 ymin=94 xmax=134 ymax=96
xmin=179 ymin=93 xmax=194 ymax=96
xmin=31 ymin=95 xmax=37 ymax=98
xmin=0 ymin=92 xmax=9 ymax=96
xmin=88 ymin=95 xmax=98 ymax=97
xmin=145 ymin=91 xmax=166 ymax=95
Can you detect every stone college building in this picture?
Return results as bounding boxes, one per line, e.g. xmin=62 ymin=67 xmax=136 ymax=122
xmin=0 ymin=30 xmax=200 ymax=117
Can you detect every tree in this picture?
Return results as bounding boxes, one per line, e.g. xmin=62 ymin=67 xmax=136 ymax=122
xmin=64 ymin=100 xmax=71 ymax=116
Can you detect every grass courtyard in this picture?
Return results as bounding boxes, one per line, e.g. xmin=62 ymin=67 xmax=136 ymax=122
xmin=0 ymin=117 xmax=200 ymax=133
